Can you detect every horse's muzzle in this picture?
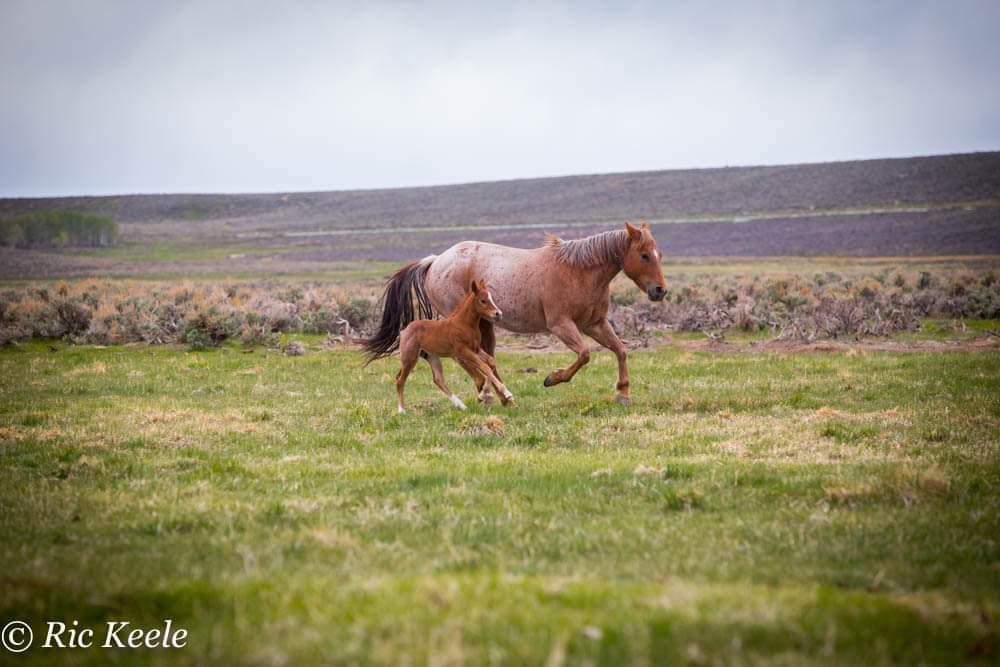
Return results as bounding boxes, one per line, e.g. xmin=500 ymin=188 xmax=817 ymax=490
xmin=492 ymin=310 xmax=503 ymax=322
xmin=647 ymin=285 xmax=666 ymax=301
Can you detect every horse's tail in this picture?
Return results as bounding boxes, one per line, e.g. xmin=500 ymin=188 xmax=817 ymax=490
xmin=361 ymin=256 xmax=435 ymax=365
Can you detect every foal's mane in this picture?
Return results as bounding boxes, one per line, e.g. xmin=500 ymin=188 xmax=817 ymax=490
xmin=545 ymin=229 xmax=629 ymax=268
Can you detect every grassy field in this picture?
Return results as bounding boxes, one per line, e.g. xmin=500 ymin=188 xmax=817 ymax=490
xmin=1 ymin=336 xmax=998 ymax=664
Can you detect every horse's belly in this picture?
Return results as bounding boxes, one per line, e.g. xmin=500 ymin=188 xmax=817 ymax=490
xmin=427 ymin=243 xmax=546 ymax=333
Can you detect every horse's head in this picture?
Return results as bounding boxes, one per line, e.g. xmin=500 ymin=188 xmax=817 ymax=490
xmin=621 ymin=222 xmax=666 ymax=301
xmin=469 ymin=278 xmax=503 ymax=322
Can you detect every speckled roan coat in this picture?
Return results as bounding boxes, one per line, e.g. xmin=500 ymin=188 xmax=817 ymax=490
xmin=363 ymin=223 xmax=667 ymax=405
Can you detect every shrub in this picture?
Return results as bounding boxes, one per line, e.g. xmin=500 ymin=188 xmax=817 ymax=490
xmin=337 ymin=297 xmax=373 ymax=331
xmin=54 ymin=300 xmax=92 ymax=338
xmin=0 ymin=270 xmax=995 ymax=347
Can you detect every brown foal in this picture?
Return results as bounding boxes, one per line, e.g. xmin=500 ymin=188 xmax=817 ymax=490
xmin=394 ymin=279 xmax=514 ymax=414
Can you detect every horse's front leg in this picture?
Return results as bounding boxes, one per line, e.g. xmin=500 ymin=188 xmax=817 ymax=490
xmin=583 ymin=319 xmax=631 ymax=406
xmin=542 ymin=319 xmax=591 ymax=388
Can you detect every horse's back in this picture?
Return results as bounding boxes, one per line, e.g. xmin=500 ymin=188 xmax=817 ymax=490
xmin=426 ymin=241 xmax=546 ymax=332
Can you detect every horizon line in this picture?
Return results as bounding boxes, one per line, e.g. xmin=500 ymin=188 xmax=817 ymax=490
xmin=3 ymin=148 xmax=998 ymax=201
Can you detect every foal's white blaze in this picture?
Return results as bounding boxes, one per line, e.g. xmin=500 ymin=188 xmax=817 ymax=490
xmin=449 ymin=394 xmax=467 ymax=410
xmin=486 ymin=290 xmax=502 ymax=320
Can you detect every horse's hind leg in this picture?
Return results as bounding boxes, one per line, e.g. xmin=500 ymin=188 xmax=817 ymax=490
xmin=425 ymin=353 xmax=466 ymax=410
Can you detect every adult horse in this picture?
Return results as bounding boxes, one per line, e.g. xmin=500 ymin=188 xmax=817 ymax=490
xmin=363 ymin=222 xmax=666 ymax=405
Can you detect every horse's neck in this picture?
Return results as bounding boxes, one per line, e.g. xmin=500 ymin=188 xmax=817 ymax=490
xmin=449 ymin=297 xmax=483 ymax=333
xmin=570 ymin=258 xmax=621 ymax=292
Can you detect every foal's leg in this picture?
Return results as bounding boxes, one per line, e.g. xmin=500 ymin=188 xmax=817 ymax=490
xmin=476 ymin=320 xmax=500 ymax=403
xmin=461 ymin=351 xmax=514 ymax=405
xmin=395 ymin=337 xmax=421 ymax=414
xmin=583 ymin=319 xmax=631 ymax=406
xmin=455 ymin=355 xmax=493 ymax=405
xmin=478 ymin=351 xmax=514 ymax=404
xmin=542 ymin=319 xmax=591 ymax=388
xmin=425 ymin=353 xmax=466 ymax=410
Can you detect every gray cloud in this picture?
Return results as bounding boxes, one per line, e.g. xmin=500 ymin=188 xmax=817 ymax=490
xmin=2 ymin=0 xmax=999 ymax=196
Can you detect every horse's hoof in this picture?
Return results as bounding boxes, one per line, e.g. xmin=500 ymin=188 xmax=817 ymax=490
xmin=543 ymin=373 xmax=556 ymax=387
xmin=449 ymin=394 xmax=467 ymax=410
xmin=616 ymin=395 xmax=631 ymax=407
xmin=478 ymin=392 xmax=495 ymax=405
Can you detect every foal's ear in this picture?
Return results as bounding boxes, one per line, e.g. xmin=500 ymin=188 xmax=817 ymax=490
xmin=469 ymin=279 xmax=479 ymax=295
xmin=625 ymin=222 xmax=642 ymax=242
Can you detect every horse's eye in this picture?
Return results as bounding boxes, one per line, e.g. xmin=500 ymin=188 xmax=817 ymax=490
xmin=641 ymin=253 xmax=650 ymax=261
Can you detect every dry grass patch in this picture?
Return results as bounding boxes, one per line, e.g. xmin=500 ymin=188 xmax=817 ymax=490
xmin=309 ymin=528 xmax=360 ymax=549
xmin=457 ymin=415 xmax=506 ymax=438
xmin=64 ymin=361 xmax=107 ymax=377
xmin=824 ymin=483 xmax=880 ymax=508
xmin=637 ymin=412 xmax=905 ymax=464
xmin=123 ymin=406 xmax=277 ymax=447
xmin=825 ymin=466 xmax=952 ymax=510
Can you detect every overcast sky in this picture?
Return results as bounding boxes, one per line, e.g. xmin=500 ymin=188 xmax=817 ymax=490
xmin=2 ymin=1 xmax=999 ymax=197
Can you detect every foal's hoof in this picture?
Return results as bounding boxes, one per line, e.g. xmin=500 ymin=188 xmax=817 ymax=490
xmin=616 ymin=395 xmax=631 ymax=407
xmin=478 ymin=392 xmax=495 ymax=405
xmin=543 ymin=373 xmax=556 ymax=387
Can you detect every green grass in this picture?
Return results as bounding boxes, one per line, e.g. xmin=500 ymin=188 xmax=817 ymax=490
xmin=898 ymin=319 xmax=1000 ymax=341
xmin=1 ymin=342 xmax=998 ymax=665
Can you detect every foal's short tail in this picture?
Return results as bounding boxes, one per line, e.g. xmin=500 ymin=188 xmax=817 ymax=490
xmin=362 ymin=256 xmax=435 ymax=364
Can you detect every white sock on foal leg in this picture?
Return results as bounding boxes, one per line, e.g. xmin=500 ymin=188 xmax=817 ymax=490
xmin=449 ymin=394 xmax=467 ymax=410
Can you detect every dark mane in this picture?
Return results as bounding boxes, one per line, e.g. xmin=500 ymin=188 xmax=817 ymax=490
xmin=545 ymin=229 xmax=629 ymax=268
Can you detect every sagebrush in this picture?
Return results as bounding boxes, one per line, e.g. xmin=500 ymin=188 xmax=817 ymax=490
xmin=1 ymin=267 xmax=997 ymax=347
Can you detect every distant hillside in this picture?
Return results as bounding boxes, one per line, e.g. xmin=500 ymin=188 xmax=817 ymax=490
xmin=1 ymin=152 xmax=998 ymax=274
xmin=2 ymin=152 xmax=999 ymax=234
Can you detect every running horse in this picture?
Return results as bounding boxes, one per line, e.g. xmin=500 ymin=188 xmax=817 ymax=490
xmin=363 ymin=222 xmax=667 ymax=406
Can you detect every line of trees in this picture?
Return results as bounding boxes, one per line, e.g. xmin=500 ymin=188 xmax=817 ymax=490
xmin=0 ymin=209 xmax=119 ymax=248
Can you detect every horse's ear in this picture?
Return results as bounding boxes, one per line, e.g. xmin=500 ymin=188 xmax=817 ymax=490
xmin=640 ymin=221 xmax=650 ymax=230
xmin=625 ymin=222 xmax=642 ymax=242
xmin=469 ymin=279 xmax=479 ymax=295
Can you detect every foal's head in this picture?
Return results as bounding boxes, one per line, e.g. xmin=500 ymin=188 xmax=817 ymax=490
xmin=466 ymin=278 xmax=503 ymax=322
xmin=621 ymin=222 xmax=667 ymax=301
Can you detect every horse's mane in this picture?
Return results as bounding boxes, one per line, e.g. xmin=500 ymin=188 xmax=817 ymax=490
xmin=545 ymin=229 xmax=629 ymax=268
